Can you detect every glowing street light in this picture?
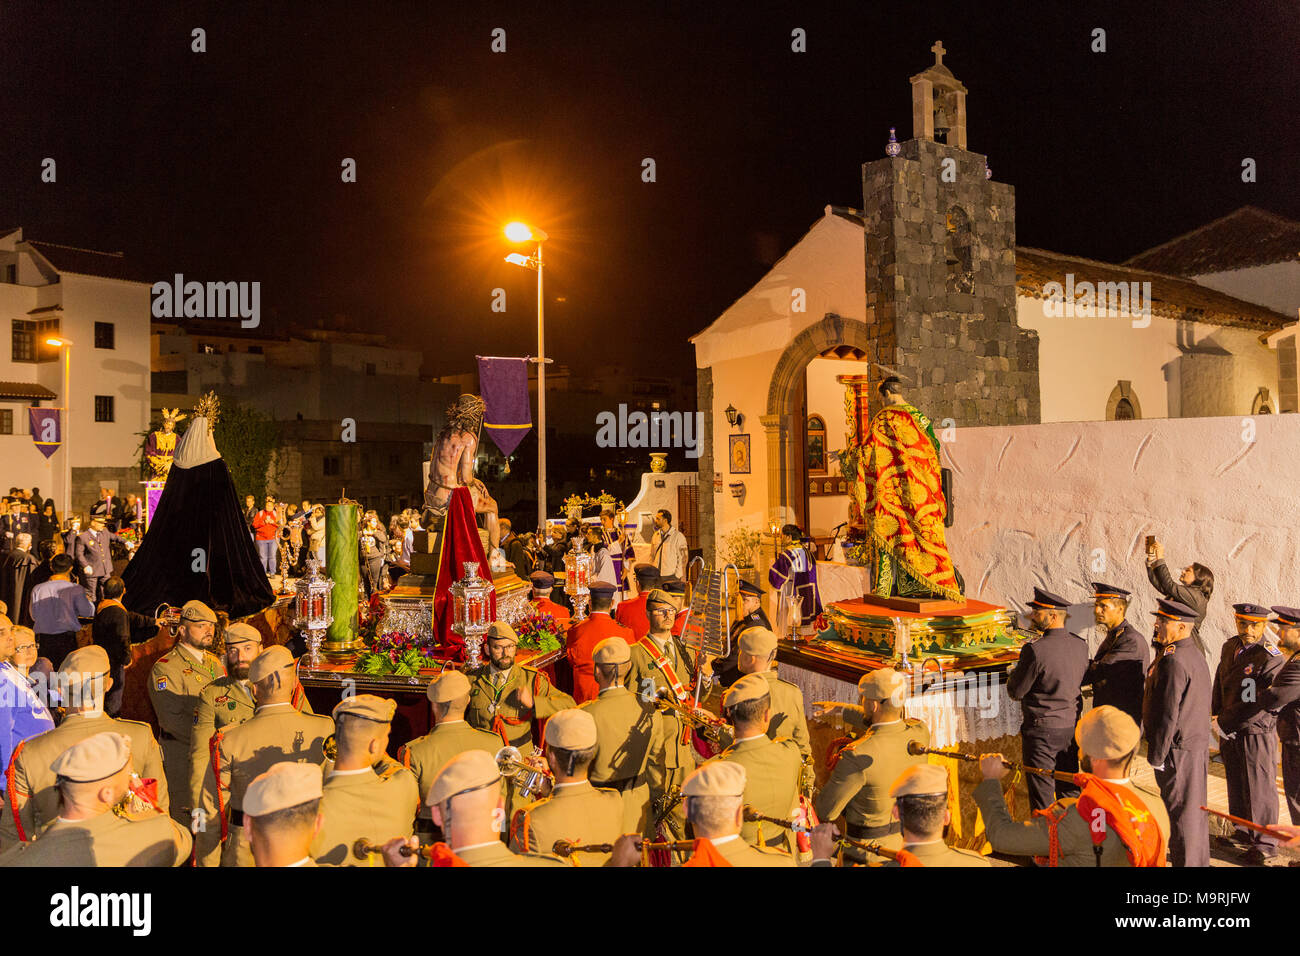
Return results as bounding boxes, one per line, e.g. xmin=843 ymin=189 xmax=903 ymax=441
xmin=504 ymin=222 xmax=550 ymax=535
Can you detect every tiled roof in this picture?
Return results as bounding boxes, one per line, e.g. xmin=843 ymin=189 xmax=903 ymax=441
xmin=23 ymin=240 xmax=148 ymax=282
xmin=1123 ymin=206 xmax=1300 ymax=275
xmin=0 ymin=381 xmax=58 ymax=401
xmin=1016 ymin=247 xmax=1291 ymax=332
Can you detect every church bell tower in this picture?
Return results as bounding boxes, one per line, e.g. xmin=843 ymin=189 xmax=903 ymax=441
xmin=860 ymin=42 xmax=1040 ymax=426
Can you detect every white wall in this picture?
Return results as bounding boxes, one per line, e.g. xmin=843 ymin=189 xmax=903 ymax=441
xmin=1017 ymin=296 xmax=1278 ymax=423
xmin=805 ymin=356 xmax=861 ymax=536
xmin=942 ymin=414 xmax=1300 ymax=666
xmin=1193 ymin=262 xmax=1300 ymax=318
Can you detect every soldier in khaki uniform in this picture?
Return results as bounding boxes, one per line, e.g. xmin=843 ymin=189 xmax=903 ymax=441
xmin=243 ymin=761 xmax=328 ymax=867
xmin=625 ymin=589 xmax=699 ymax=836
xmin=426 ymin=750 xmax=568 ymax=867
xmin=148 ymin=599 xmax=225 ymax=824
xmin=814 ymin=668 xmax=929 ymax=862
xmin=464 ymin=621 xmax=575 ymax=754
xmin=580 ymin=636 xmax=666 ymax=835
xmin=399 ymin=669 xmax=502 ymax=839
xmin=189 ymin=623 xmax=259 ymax=807
xmin=311 ymin=694 xmax=419 ymax=865
xmin=715 ymin=627 xmax=810 ymax=758
xmin=712 ymin=673 xmax=802 ymax=851
xmin=974 ymin=705 xmax=1171 ymax=866
xmin=510 ymin=708 xmax=624 ymax=865
xmin=0 ymin=732 xmax=190 ymax=867
xmin=0 ymin=645 xmax=168 ymax=850
xmin=195 ymin=645 xmax=334 ymax=866
xmin=612 ymin=761 xmax=794 ymax=867
xmin=884 ymin=765 xmax=989 ymax=867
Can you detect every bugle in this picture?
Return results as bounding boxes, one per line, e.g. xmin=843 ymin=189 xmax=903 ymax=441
xmin=552 ymin=837 xmax=695 ymax=857
xmin=743 ymin=806 xmax=811 ymax=834
xmin=907 ymin=741 xmax=1079 ymax=784
xmin=495 ymin=745 xmax=554 ymax=799
xmin=353 ymin=838 xmax=428 ymax=860
xmin=836 ymin=834 xmax=903 ymax=861
xmin=653 ymin=690 xmax=728 ymax=742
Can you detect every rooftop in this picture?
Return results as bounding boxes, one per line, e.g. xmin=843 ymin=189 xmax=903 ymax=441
xmin=1123 ymin=206 xmax=1300 ymax=276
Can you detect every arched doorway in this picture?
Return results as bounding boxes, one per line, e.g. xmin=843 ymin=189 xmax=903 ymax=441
xmin=763 ymin=313 xmax=876 ymax=533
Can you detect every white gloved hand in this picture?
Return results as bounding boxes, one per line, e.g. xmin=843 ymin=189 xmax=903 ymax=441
xmin=84 ymin=565 xmax=93 ymax=575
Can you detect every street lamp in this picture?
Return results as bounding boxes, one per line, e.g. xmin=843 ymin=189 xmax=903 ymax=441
xmin=45 ymin=336 xmax=73 ymax=523
xmin=503 ymin=221 xmax=550 ymax=536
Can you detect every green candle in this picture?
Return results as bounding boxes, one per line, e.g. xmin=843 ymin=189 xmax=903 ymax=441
xmin=325 ymin=503 xmax=360 ymax=648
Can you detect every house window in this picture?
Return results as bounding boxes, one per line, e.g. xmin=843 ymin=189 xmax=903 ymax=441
xmin=93 ymin=322 xmax=115 ymax=349
xmin=389 ymin=453 xmax=401 ymax=467
xmin=200 ymin=343 xmax=219 ymax=355
xmin=323 ymin=456 xmax=341 ymax=476
xmin=94 ymin=395 xmax=115 ymax=422
xmin=807 ymin=415 xmax=828 ymax=475
xmin=0 ymin=409 xmax=12 ymax=434
xmin=11 ymin=318 xmax=60 ymax=363
xmin=3 ymin=264 xmax=15 ymax=283
xmin=247 ymin=345 xmax=263 ymax=355
xmin=364 ymin=362 xmax=377 ymax=376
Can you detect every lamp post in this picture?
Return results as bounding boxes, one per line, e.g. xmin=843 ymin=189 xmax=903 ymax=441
xmin=46 ymin=336 xmax=72 ymax=523
xmin=504 ymin=222 xmax=550 ymax=536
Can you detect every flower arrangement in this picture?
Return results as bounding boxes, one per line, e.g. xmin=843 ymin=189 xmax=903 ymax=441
xmin=357 ymin=632 xmax=442 ymax=676
xmin=515 ymin=613 xmax=563 ymax=654
xmin=721 ymin=523 xmax=762 ymax=568
xmin=562 ymin=491 xmax=623 ymax=517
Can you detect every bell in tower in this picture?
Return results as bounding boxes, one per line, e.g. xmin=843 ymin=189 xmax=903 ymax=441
xmin=910 ymin=41 xmax=968 ymax=149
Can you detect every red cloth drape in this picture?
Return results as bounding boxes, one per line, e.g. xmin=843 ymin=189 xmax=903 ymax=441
xmin=432 ymin=487 xmax=495 ymax=663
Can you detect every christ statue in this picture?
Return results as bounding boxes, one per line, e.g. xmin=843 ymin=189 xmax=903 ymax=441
xmin=421 ymin=393 xmax=500 ymax=549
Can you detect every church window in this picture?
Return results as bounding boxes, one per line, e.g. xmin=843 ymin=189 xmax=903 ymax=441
xmin=807 ymin=415 xmax=827 ymax=475
xmin=945 ymin=206 xmax=975 ymax=295
xmin=1114 ymin=398 xmax=1135 ymax=420
xmin=1105 ymin=380 xmax=1141 ymax=421
xmin=1251 ymin=388 xmax=1275 ymax=415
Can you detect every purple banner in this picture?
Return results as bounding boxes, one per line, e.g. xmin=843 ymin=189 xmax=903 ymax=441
xmin=29 ymin=408 xmax=61 ymax=459
xmin=476 ymin=356 xmax=533 ymax=456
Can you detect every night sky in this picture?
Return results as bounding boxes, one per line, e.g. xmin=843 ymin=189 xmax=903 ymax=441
xmin=2 ymin=2 xmax=1296 ymax=381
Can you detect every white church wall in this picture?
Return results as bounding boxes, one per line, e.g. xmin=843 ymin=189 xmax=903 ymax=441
xmin=1192 ymin=262 xmax=1300 ymax=318
xmin=1016 ymin=296 xmax=1277 ymax=423
xmin=804 ymin=356 xmax=862 ymax=536
xmin=942 ymin=413 xmax=1300 ymax=667
xmin=709 ymin=346 xmax=784 ymax=553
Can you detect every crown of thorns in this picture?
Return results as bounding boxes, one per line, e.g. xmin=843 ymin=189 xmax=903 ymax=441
xmin=446 ymin=394 xmax=486 ymax=432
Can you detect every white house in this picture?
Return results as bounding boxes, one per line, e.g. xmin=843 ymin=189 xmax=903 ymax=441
xmin=0 ymin=229 xmax=152 ymax=517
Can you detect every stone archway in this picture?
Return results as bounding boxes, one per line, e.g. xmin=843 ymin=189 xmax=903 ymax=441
xmin=763 ymin=312 xmax=876 ymax=531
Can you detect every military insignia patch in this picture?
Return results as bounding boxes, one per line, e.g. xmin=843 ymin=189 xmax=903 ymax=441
xmin=1244 ymin=664 xmax=1254 ymax=675
xmin=228 ymin=702 xmax=237 ymax=710
xmin=156 ymin=678 xmax=168 ymax=690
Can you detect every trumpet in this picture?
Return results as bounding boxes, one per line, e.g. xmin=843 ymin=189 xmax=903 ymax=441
xmin=495 ymin=745 xmax=554 ymax=800
xmin=837 ymin=835 xmax=904 ymax=861
xmin=552 ymin=837 xmax=695 ymax=857
xmin=653 ymin=690 xmax=728 ymax=742
xmin=907 ymin=741 xmax=1079 ymax=784
xmin=743 ymin=806 xmax=811 ymax=834
xmin=353 ymin=838 xmax=429 ymax=860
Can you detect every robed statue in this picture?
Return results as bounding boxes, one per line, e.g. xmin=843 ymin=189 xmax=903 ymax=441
xmin=145 ymin=407 xmax=186 ymax=480
xmin=852 ymin=377 xmax=962 ymax=601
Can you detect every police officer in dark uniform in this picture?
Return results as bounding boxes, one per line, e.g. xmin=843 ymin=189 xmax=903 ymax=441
xmin=1006 ymin=587 xmax=1088 ymax=811
xmin=1260 ymin=607 xmax=1300 ymax=834
xmin=1143 ymin=597 xmax=1211 ymax=867
xmin=1084 ymin=582 xmax=1150 ymax=724
xmin=710 ymin=580 xmax=771 ymax=688
xmin=1213 ymin=602 xmax=1285 ymax=864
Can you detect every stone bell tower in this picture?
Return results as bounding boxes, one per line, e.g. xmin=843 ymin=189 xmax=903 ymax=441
xmin=859 ymin=42 xmax=1040 ymax=426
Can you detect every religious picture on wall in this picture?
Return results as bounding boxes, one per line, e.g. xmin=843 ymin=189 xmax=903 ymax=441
xmin=728 ymin=433 xmax=751 ymax=474
xmin=807 ymin=415 xmax=827 ymax=474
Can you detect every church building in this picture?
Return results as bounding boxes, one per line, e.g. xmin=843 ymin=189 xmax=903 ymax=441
xmin=692 ymin=43 xmax=1297 ymax=563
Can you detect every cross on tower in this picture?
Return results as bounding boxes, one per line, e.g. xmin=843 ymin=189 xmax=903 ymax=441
xmin=931 ymin=40 xmax=946 ymax=66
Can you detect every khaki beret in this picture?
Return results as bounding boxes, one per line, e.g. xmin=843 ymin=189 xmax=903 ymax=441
xmin=50 ymin=731 xmax=131 ymax=783
xmin=545 ymin=708 xmax=598 ymax=750
xmin=722 ymin=673 xmax=771 ymax=708
xmin=426 ymin=669 xmax=471 ymax=703
xmin=859 ymin=668 xmax=906 ymax=702
xmin=249 ymin=644 xmax=295 ymax=684
xmin=889 ymin=763 xmax=949 ymax=798
xmin=426 ymin=750 xmax=502 ymax=807
xmin=180 ymin=600 xmax=218 ymax=624
xmin=243 ymin=762 xmax=323 ymax=817
xmin=332 ymin=694 xmax=396 ymax=723
xmin=1075 ymin=704 xmax=1141 ymax=760
xmin=737 ymin=626 xmax=777 ymax=657
xmin=592 ymin=636 xmax=631 ymax=665
xmin=58 ymin=644 xmax=110 ymax=679
xmin=484 ymin=620 xmax=517 ymax=644
xmin=682 ymin=760 xmax=746 ymax=799
xmin=644 ymin=588 xmax=677 ymax=610
xmin=223 ymin=622 xmax=263 ymax=647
